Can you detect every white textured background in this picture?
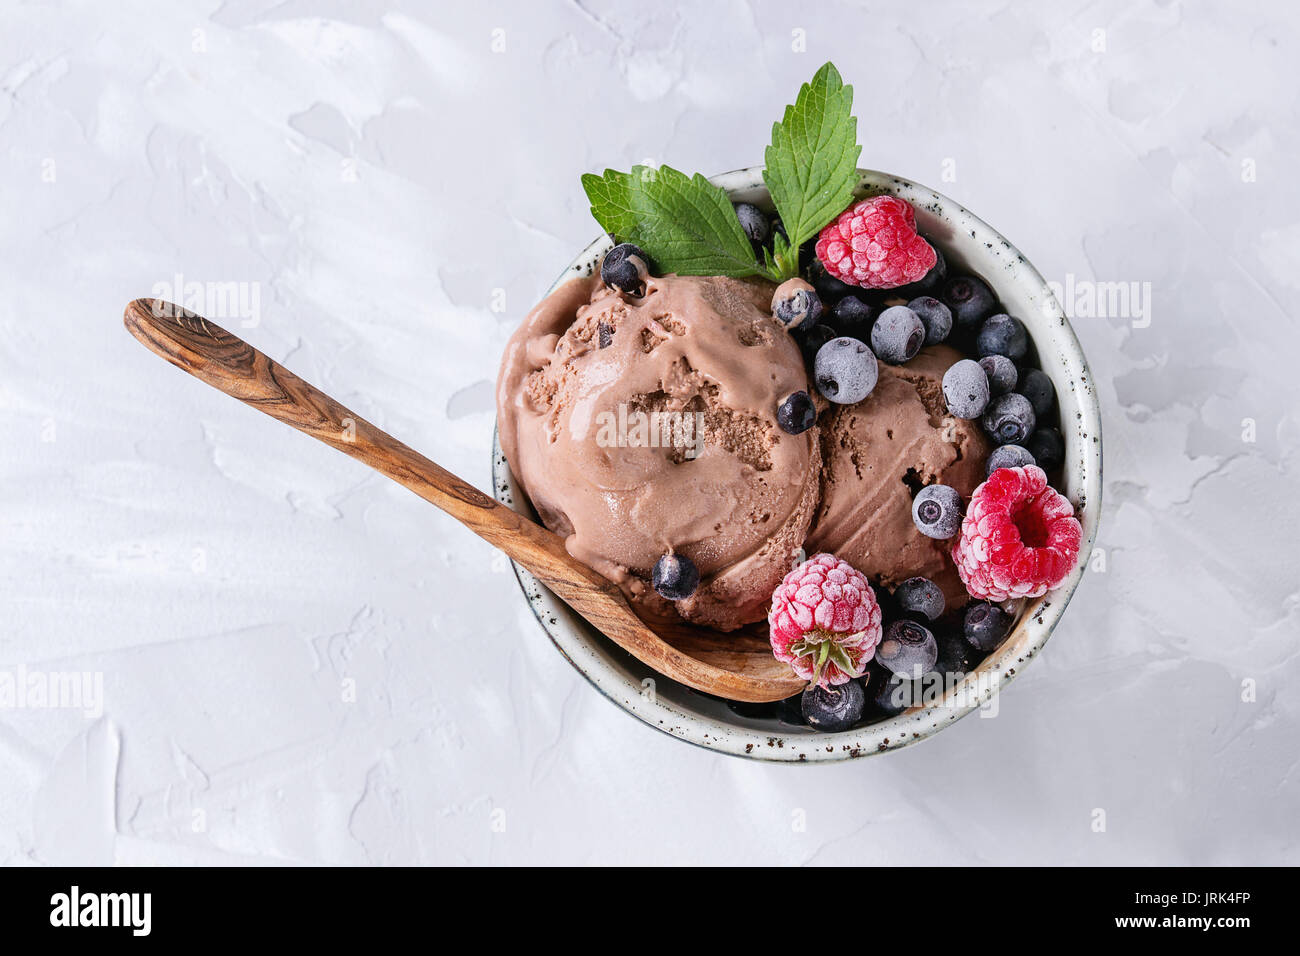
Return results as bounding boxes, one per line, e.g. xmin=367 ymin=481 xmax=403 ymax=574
xmin=2 ymin=0 xmax=1297 ymax=865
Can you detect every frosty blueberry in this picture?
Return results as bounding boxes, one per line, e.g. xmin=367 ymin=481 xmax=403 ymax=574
xmin=976 ymin=313 xmax=1028 ymax=361
xmin=814 ymin=336 xmax=879 ymax=404
xmin=940 ymin=274 xmax=996 ymax=326
xmin=733 ymin=202 xmax=770 ymax=246
xmin=982 ymin=392 xmax=1036 ymax=445
xmin=942 ymin=359 xmax=990 ymax=419
xmin=908 ymin=295 xmax=953 ymax=344
xmin=1018 ymin=367 xmax=1055 ymax=418
xmin=963 ymin=601 xmax=1012 ymax=653
xmin=986 ymin=443 xmax=1036 ymax=476
xmin=894 ymin=576 xmax=944 ymax=621
xmin=911 ymin=483 xmax=963 ymax=539
xmin=871 ymin=305 xmax=926 ymax=364
xmin=979 ymin=354 xmax=1018 ymax=395
xmin=876 ymin=619 xmax=939 ymax=679
xmin=829 ymin=295 xmax=876 ymax=340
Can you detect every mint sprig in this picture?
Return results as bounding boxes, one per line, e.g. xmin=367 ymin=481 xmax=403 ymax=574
xmin=582 ymin=165 xmax=775 ymax=279
xmin=764 ymin=63 xmax=861 ymax=278
xmin=579 ymin=62 xmax=861 ymax=283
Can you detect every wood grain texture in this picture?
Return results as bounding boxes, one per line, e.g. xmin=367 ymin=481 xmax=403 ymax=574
xmin=123 ymin=299 xmax=806 ymax=703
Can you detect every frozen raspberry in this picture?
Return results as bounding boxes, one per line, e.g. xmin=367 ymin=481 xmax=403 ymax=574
xmin=952 ymin=465 xmax=1082 ymax=601
xmin=768 ymin=553 xmax=883 ymax=687
xmin=815 ymin=196 xmax=937 ymax=290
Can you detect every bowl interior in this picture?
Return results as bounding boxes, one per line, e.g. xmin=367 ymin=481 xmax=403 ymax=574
xmin=492 ymin=167 xmax=1101 ymax=762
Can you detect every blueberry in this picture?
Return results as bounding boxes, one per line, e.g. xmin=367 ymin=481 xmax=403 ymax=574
xmin=940 ymin=275 xmax=996 ymax=326
xmin=771 ymin=279 xmax=822 ymax=331
xmin=807 ymin=259 xmax=855 ymax=303
xmin=1017 ymin=368 xmax=1055 ymax=418
xmin=814 ymin=337 xmax=879 ymax=404
xmin=770 ymin=214 xmax=786 ymax=243
xmin=797 ymin=324 xmax=837 ymax=366
xmin=828 ymin=295 xmax=876 ymax=340
xmin=776 ymin=391 xmax=816 ymax=435
xmin=964 ymin=601 xmax=1012 ymax=653
xmin=935 ymin=628 xmax=983 ymax=677
xmin=986 ymin=443 xmax=1036 ymax=476
xmin=978 ymin=354 xmax=1018 ymax=395
xmin=1025 ymin=427 xmax=1065 ymax=470
xmin=876 ymin=619 xmax=939 ymax=679
xmin=894 ymin=576 xmax=945 ymax=621
xmin=942 ymin=359 xmax=990 ymax=419
xmin=871 ymin=305 xmax=925 ymax=364
xmin=865 ymin=661 xmax=909 ymax=716
xmin=601 ymin=243 xmax=650 ymax=293
xmin=908 ymin=295 xmax=953 ymax=344
xmin=801 ymin=679 xmax=866 ymax=732
xmin=912 ymin=483 xmax=963 ymax=539
xmin=982 ymin=392 xmax=1036 ymax=445
xmin=900 ymin=245 xmax=947 ymax=296
xmin=733 ymin=202 xmax=769 ymax=246
xmin=976 ymin=313 xmax=1028 ymax=361
xmin=652 ymin=553 xmax=699 ymax=601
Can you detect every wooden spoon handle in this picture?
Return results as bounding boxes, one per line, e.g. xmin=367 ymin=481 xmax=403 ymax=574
xmin=123 ymin=299 xmax=805 ymax=703
xmin=122 ymin=298 xmax=612 ymax=583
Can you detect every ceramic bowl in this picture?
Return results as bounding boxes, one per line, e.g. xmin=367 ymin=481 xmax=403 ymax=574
xmin=491 ymin=166 xmax=1101 ymax=761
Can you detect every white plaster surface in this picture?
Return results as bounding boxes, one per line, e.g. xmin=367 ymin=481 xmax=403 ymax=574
xmin=1 ymin=0 xmax=1297 ymax=865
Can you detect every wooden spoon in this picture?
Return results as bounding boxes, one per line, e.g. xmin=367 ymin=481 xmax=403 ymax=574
xmin=123 ymin=299 xmax=806 ymax=703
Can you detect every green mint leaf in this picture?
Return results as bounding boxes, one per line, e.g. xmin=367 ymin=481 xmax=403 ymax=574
xmin=763 ymin=62 xmax=861 ymax=278
xmin=583 ymin=164 xmax=773 ymax=279
xmin=580 ymin=169 xmax=637 ymax=240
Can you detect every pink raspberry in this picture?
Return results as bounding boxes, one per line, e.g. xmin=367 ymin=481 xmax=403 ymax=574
xmin=952 ymin=465 xmax=1083 ymax=602
xmin=768 ymin=553 xmax=883 ymax=688
xmin=815 ymin=196 xmax=937 ymax=290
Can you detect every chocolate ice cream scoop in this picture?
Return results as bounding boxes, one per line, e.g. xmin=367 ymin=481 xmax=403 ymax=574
xmin=807 ymin=345 xmax=991 ymax=609
xmin=497 ymin=272 xmax=820 ymax=631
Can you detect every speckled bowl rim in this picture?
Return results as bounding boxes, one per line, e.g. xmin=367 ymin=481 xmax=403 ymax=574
xmin=491 ymin=166 xmax=1102 ymax=762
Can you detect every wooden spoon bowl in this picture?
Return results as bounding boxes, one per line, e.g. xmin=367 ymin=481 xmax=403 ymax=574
xmin=123 ymin=299 xmax=806 ymax=703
